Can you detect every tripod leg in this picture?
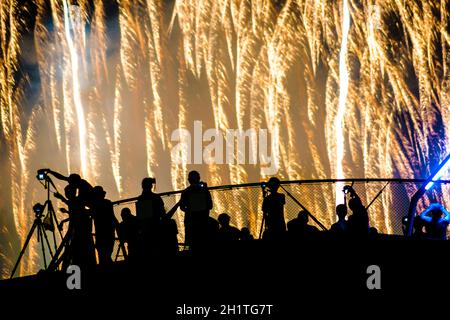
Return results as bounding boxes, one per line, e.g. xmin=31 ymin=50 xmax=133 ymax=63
xmin=38 ymin=225 xmax=48 ymax=269
xmin=48 ymin=232 xmax=71 ymax=272
xmin=40 ymin=223 xmax=54 ymax=258
xmin=49 ymin=202 xmax=63 ymax=240
xmin=114 ymin=221 xmax=128 ymax=262
xmin=10 ymin=220 xmax=38 ymax=279
xmin=114 ymin=240 xmax=121 ymax=262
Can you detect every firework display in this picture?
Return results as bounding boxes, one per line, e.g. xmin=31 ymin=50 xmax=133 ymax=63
xmin=1 ymin=0 xmax=449 ymax=278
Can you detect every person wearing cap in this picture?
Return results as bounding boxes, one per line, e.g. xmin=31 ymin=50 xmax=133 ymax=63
xmin=180 ymin=171 xmax=213 ymax=248
xmin=262 ymin=177 xmax=286 ymax=240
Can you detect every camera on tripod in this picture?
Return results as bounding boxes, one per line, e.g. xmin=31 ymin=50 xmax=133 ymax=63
xmin=33 ymin=203 xmax=45 ymax=218
xmin=36 ymin=168 xmax=50 ymax=181
xmin=342 ymin=185 xmax=354 ymax=195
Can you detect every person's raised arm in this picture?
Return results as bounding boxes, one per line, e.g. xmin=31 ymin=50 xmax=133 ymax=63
xmin=48 ymin=170 xmax=69 ymax=182
xmin=419 ymin=207 xmax=433 ymax=223
xmin=179 ymin=190 xmax=187 ymax=212
xmin=156 ymin=195 xmax=166 ymax=218
xmin=54 ymin=192 xmax=69 ymax=205
xmin=58 ymin=217 xmax=70 ymax=231
xmin=442 ymin=207 xmax=450 ymax=223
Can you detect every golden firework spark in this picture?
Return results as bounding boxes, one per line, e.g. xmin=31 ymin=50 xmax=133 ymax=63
xmin=1 ymin=0 xmax=450 ymax=277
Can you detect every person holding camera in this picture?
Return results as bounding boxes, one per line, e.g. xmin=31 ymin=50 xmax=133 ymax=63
xmin=344 ymin=186 xmax=370 ymax=238
xmin=180 ymin=171 xmax=213 ymax=249
xmin=41 ymin=169 xmax=94 ymax=207
xmin=262 ymin=177 xmax=286 ymax=240
xmin=55 ymin=184 xmax=96 ymax=270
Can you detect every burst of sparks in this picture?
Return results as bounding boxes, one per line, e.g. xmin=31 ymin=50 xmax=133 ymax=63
xmin=1 ymin=0 xmax=449 ymax=277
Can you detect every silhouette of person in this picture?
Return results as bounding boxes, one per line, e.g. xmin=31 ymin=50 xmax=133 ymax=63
xmin=287 ymin=210 xmax=320 ymax=241
xmin=330 ymin=204 xmax=348 ymax=234
xmin=345 ymin=186 xmax=369 ymax=237
xmin=412 ymin=215 xmax=426 ymax=238
xmin=118 ymin=208 xmax=138 ymax=262
xmin=55 ymin=184 xmax=96 ymax=269
xmin=419 ymin=203 xmax=450 ymax=240
xmin=402 ymin=215 xmax=424 ymax=237
xmin=91 ymin=186 xmax=116 ymax=266
xmin=217 ymin=213 xmax=240 ymax=243
xmin=239 ymin=227 xmax=254 ymax=241
xmin=369 ymin=226 xmax=379 ymax=238
xmin=135 ymin=177 xmax=165 ymax=254
xmin=47 ymin=170 xmax=93 ymax=206
xmin=180 ymin=171 xmax=213 ymax=249
xmin=136 ymin=177 xmax=165 ymax=222
xmin=262 ymin=177 xmax=286 ymax=240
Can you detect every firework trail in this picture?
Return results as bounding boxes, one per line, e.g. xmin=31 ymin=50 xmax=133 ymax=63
xmin=63 ymin=0 xmax=89 ymax=179
xmin=335 ymin=0 xmax=350 ymax=205
xmin=1 ymin=0 xmax=450 ymax=277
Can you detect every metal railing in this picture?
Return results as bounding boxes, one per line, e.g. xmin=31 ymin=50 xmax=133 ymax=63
xmin=111 ymin=178 xmax=450 ymax=258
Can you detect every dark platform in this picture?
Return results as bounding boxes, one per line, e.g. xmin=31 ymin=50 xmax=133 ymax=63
xmin=1 ymin=235 xmax=449 ymax=318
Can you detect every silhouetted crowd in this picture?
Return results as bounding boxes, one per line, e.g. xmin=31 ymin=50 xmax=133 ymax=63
xmin=40 ymin=169 xmax=450 ymax=270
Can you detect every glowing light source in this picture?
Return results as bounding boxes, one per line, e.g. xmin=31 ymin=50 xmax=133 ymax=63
xmin=425 ymin=154 xmax=450 ymax=190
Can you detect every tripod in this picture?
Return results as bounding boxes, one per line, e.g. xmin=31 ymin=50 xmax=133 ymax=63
xmin=10 ymin=172 xmax=62 ymax=278
xmin=38 ymin=175 xmax=63 ymax=250
xmin=10 ymin=209 xmax=55 ymax=279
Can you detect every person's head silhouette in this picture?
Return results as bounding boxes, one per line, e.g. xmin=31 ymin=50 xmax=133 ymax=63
xmin=93 ymin=186 xmax=106 ymax=200
xmin=188 ymin=170 xmax=201 ymax=185
xmin=240 ymin=227 xmax=252 ymax=238
xmin=430 ymin=207 xmax=444 ymax=221
xmin=64 ymin=184 xmax=76 ymax=200
xmin=121 ymin=207 xmax=133 ymax=221
xmin=141 ymin=177 xmax=156 ymax=193
xmin=68 ymin=173 xmax=81 ymax=186
xmin=267 ymin=177 xmax=280 ymax=192
xmin=336 ymin=204 xmax=347 ymax=219
xmin=218 ymin=213 xmax=231 ymax=227
xmin=297 ymin=210 xmax=309 ymax=225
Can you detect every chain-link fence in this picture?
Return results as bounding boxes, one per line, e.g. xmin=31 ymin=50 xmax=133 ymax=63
xmin=111 ymin=179 xmax=450 ymax=257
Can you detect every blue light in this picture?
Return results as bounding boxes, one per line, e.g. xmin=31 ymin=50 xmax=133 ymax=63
xmin=425 ymin=155 xmax=450 ymax=190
